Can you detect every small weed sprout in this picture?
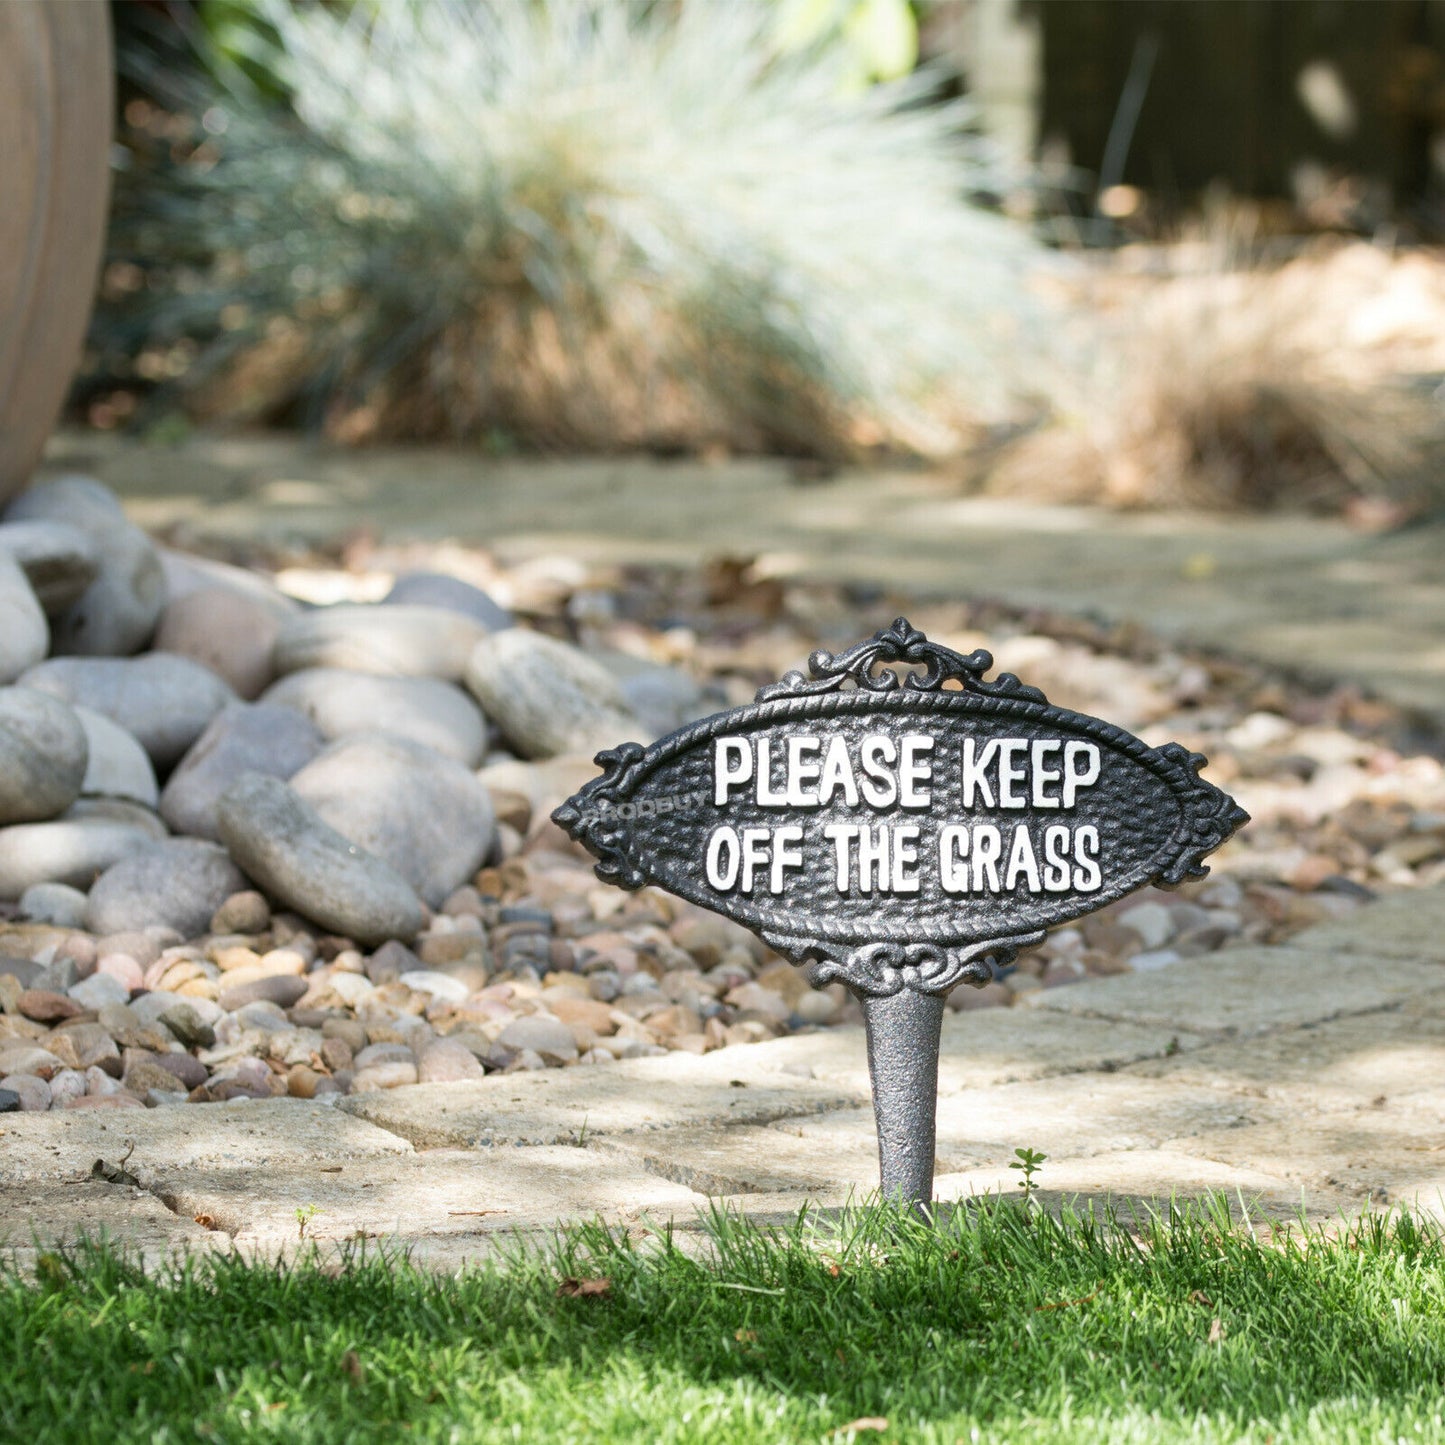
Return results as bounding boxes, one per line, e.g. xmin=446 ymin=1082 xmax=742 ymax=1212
xmin=1009 ymin=1147 xmax=1047 ymax=1205
xmin=295 ymin=1204 xmax=321 ymax=1241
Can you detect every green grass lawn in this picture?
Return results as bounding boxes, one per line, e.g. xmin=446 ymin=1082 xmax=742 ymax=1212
xmin=5 ymin=1195 xmax=1445 ymax=1444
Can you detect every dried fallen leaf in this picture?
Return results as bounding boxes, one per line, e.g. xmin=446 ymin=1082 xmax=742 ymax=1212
xmin=1189 ymin=1289 xmax=1213 ymax=1307
xmin=194 ymin=1214 xmax=220 ymax=1230
xmin=1208 ymin=1317 xmax=1225 ymax=1344
xmin=838 ymin=1419 xmax=888 ymax=1435
xmin=341 ymin=1350 xmax=365 ymax=1385
xmin=734 ymin=1328 xmax=757 ymax=1343
xmin=557 ymin=1276 xmax=611 ymax=1299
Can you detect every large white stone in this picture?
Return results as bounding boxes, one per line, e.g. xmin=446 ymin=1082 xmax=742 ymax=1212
xmin=73 ymin=704 xmax=158 ymax=808
xmin=216 ymin=773 xmax=425 ymax=947
xmin=0 ymin=552 xmax=48 ymax=684
xmin=21 ymin=653 xmax=236 ymax=768
xmin=289 ymin=733 xmax=496 ymax=907
xmin=0 ymin=686 xmax=87 ymax=824
xmin=273 ymin=604 xmax=488 ymax=681
xmin=263 ymin=668 xmax=488 ymax=765
xmin=464 ymin=628 xmax=642 ymax=759
xmin=0 ymin=518 xmax=99 ymax=614
xmin=5 ymin=476 xmax=164 ymax=656
xmin=0 ymin=799 xmax=166 ymax=900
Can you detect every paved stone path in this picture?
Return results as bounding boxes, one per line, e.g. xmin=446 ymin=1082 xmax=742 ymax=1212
xmin=46 ymin=429 xmax=1445 ymax=727
xmin=10 ymin=429 xmax=1444 ymax=1266
xmin=7 ymin=884 xmax=1445 ymax=1268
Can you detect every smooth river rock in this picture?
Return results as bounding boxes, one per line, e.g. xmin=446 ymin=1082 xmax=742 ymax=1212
xmin=160 ymin=702 xmax=324 ymax=840
xmin=262 ymin=669 xmax=488 ymax=766
xmin=216 ymin=773 xmax=426 ymax=947
xmin=158 ymin=548 xmax=300 ymax=618
xmin=383 ymin=572 xmax=513 ymax=630
xmin=0 ymin=799 xmax=167 ymax=901
xmin=21 ymin=654 xmax=236 ymax=769
xmin=0 ymin=686 xmax=87 ymax=823
xmin=464 ymin=628 xmax=642 ymax=759
xmin=18 ymin=881 xmax=89 ymax=928
xmin=596 ymin=651 xmax=710 ymax=736
xmin=5 ymin=476 xmax=165 ymax=656
xmin=273 ymin=604 xmax=488 ymax=681
xmin=73 ymin=704 xmax=159 ymax=809
xmin=85 ymin=838 xmax=248 ymax=938
xmin=152 ymin=586 xmax=283 ymax=699
xmin=0 ymin=518 xmax=99 ymax=614
xmin=0 ymin=552 xmax=48 ymax=684
xmin=289 ymin=733 xmax=497 ymax=907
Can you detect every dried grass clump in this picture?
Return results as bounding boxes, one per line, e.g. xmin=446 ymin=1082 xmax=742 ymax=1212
xmin=97 ymin=0 xmax=1047 ymax=458
xmin=988 ymin=243 xmax=1445 ymax=513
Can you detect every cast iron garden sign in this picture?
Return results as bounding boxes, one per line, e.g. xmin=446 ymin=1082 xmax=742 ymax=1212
xmin=556 ymin=618 xmax=1248 ymax=1212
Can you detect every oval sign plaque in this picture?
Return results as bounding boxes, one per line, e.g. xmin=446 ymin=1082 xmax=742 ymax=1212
xmin=555 ymin=618 xmax=1248 ymax=998
xmin=555 ymin=617 xmax=1248 ymax=1210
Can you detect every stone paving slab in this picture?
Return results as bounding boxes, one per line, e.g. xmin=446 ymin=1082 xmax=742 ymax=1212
xmin=720 ymin=1011 xmax=1206 ymax=1096
xmin=934 ymin=1148 xmax=1318 ymax=1220
xmin=49 ymin=430 xmax=1445 ymax=726
xmin=1028 ymin=947 xmax=1445 ymax=1035
xmin=164 ymin=1147 xmax=707 ymax=1252
xmin=784 ymin=1075 xmax=1268 ymax=1166
xmin=1288 ymin=889 xmax=1445 ymax=963
xmin=0 ymin=1182 xmax=228 ymax=1267
xmin=594 ymin=1123 xmax=887 ymax=1199
xmin=5 ymin=884 xmax=1445 ymax=1256
xmin=0 ymin=1098 xmax=412 ymax=1185
xmin=1162 ymin=1109 xmax=1445 ymax=1214
xmin=1126 ymin=1008 xmax=1445 ymax=1110
xmin=337 ymin=1053 xmax=858 ymax=1149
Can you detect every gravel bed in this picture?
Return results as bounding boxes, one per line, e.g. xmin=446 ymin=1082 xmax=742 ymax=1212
xmin=1 ymin=478 xmax=1443 ymax=1114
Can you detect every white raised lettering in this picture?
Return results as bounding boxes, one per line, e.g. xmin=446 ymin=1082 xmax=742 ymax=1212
xmin=859 ymin=736 xmax=898 ymax=809
xmin=1004 ymin=824 xmax=1041 ymax=892
xmin=770 ymin=825 xmax=804 ymax=894
xmin=714 ymin=738 xmax=751 ymax=805
xmin=817 ymin=736 xmax=859 ymax=807
xmin=960 ymin=738 xmax=999 ymax=808
xmin=899 ymin=735 xmax=934 ymax=809
xmin=824 ymin=823 xmax=856 ymax=892
xmin=1031 ymin=740 xmax=1062 ymax=808
xmin=755 ymin=739 xmax=788 ymax=807
xmin=706 ymin=827 xmax=740 ymax=889
xmin=939 ymin=824 xmax=970 ymax=893
xmin=857 ymin=825 xmax=889 ymax=892
xmin=1063 ymin=742 xmax=1101 ymax=808
xmin=972 ymin=824 xmax=1002 ymax=892
xmin=784 ymin=736 xmax=822 ymax=807
xmin=1073 ymin=825 xmax=1102 ymax=891
xmin=741 ymin=828 xmax=773 ymax=892
xmin=997 ymin=739 xmax=1028 ymax=808
xmin=1042 ymin=825 xmax=1071 ymax=891
xmin=892 ymin=825 xmax=920 ymax=892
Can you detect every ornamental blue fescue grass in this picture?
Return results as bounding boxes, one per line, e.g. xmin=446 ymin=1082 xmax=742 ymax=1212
xmin=103 ymin=0 xmax=1048 ymax=457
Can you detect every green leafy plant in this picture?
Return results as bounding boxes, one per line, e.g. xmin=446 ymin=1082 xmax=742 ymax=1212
xmin=1008 ymin=1145 xmax=1047 ymax=1203
xmin=295 ymin=1203 xmax=320 ymax=1241
xmin=95 ymin=0 xmax=1045 ymax=458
